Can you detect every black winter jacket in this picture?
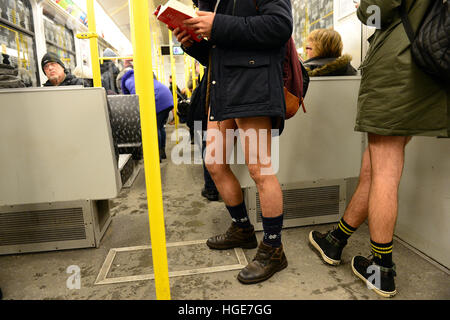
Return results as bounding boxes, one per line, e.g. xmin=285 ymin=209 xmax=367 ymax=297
xmin=43 ymin=73 xmax=86 ymax=87
xmin=183 ymin=0 xmax=293 ymax=133
xmin=100 ymin=61 xmax=120 ymax=94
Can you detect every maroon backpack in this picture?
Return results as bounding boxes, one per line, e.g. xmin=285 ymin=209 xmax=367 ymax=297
xmin=283 ymin=37 xmax=309 ymax=119
xmin=253 ymin=0 xmax=309 ymax=119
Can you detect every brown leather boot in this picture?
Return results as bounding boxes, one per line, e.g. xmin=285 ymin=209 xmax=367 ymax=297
xmin=206 ymin=223 xmax=258 ymax=250
xmin=237 ymin=241 xmax=288 ymax=284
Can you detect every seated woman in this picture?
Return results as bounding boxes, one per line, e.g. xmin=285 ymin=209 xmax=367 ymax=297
xmin=304 ymin=28 xmax=357 ymax=77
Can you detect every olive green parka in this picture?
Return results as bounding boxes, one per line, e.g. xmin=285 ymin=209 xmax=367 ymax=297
xmin=356 ymin=0 xmax=449 ymax=137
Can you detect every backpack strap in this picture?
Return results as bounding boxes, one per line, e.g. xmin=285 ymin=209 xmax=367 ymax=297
xmin=399 ymin=1 xmax=416 ymax=43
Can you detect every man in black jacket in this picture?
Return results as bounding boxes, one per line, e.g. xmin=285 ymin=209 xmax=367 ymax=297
xmin=41 ymin=52 xmax=85 ymax=87
xmin=174 ymin=0 xmax=292 ymax=285
xmin=101 ymin=48 xmax=120 ymax=94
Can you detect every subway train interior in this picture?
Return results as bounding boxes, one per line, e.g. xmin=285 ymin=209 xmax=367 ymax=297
xmin=0 ymin=0 xmax=448 ymax=302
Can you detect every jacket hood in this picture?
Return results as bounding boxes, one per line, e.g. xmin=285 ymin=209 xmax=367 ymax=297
xmin=305 ymin=54 xmax=357 ymax=77
xmin=122 ymin=69 xmax=134 ymax=83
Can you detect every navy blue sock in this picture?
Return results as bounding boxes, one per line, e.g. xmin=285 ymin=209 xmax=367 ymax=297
xmin=226 ymin=201 xmax=251 ymax=228
xmin=262 ymin=214 xmax=284 ymax=248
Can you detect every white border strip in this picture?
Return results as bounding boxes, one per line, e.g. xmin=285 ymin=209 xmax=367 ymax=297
xmin=94 ymin=239 xmax=249 ymax=285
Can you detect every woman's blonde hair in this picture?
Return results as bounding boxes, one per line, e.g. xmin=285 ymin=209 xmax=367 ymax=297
xmin=307 ymin=28 xmax=343 ymax=58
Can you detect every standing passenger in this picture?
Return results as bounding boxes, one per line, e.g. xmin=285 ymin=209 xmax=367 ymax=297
xmin=174 ymin=0 xmax=293 ymax=284
xmin=309 ymin=0 xmax=449 ymax=298
xmin=122 ymin=70 xmax=174 ymax=161
xmin=101 ymin=48 xmax=120 ymax=94
xmin=116 ymin=56 xmax=133 ymax=93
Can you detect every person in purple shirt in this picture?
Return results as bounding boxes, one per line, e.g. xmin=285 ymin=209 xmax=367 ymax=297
xmin=122 ymin=69 xmax=174 ymax=160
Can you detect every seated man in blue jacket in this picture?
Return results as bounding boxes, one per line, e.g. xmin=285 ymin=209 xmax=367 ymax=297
xmin=122 ymin=70 xmax=174 ymax=161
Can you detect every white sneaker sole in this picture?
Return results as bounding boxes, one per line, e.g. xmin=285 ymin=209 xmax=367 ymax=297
xmin=351 ymin=257 xmax=397 ymax=298
xmin=309 ymin=231 xmax=341 ymax=266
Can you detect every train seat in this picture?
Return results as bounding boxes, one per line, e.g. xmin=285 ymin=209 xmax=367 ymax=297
xmin=0 ymin=87 xmax=121 ymax=254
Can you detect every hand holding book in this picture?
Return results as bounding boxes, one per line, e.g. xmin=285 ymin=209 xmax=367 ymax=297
xmin=155 ymin=0 xmax=215 ymax=43
xmin=173 ymin=28 xmax=194 ymax=48
xmin=183 ymin=11 xmax=215 ymax=39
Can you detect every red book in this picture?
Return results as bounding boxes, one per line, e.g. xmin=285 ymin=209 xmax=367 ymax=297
xmin=154 ymin=0 xmax=203 ymax=42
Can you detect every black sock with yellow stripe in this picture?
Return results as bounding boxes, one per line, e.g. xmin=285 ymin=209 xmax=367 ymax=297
xmin=331 ymin=218 xmax=357 ymax=242
xmin=371 ymin=239 xmax=394 ymax=268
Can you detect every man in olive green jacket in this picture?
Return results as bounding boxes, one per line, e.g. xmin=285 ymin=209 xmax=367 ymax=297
xmin=309 ymin=0 xmax=449 ymax=298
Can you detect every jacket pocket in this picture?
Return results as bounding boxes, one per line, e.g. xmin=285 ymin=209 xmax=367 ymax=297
xmin=223 ymin=54 xmax=270 ymax=107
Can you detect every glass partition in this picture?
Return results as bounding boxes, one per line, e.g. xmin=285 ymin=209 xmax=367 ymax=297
xmin=43 ymin=15 xmax=77 ymax=73
xmin=0 ymin=0 xmax=39 ymax=86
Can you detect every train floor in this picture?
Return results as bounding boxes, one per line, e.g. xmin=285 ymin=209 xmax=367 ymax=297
xmin=0 ymin=124 xmax=449 ymax=300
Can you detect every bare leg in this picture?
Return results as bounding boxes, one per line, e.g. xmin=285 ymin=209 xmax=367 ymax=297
xmin=342 ymin=146 xmax=372 ymax=228
xmin=204 ymin=117 xmax=243 ymax=206
xmin=367 ymin=134 xmax=411 ymax=243
xmin=234 ymin=117 xmax=283 ymax=218
xmin=235 ymin=117 xmax=287 ymax=284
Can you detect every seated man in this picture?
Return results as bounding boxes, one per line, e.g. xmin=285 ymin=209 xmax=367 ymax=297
xmin=303 ymin=28 xmax=357 ymax=77
xmin=41 ymin=52 xmax=86 ymax=87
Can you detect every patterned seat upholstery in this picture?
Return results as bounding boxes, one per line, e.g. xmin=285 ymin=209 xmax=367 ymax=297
xmin=107 ymin=95 xmax=143 ymax=160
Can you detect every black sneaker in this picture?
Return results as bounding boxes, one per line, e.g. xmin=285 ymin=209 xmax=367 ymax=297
xmin=351 ymin=255 xmax=397 ymax=298
xmin=201 ymin=188 xmax=219 ymax=201
xmin=160 ymin=149 xmax=167 ymax=160
xmin=309 ymin=230 xmax=347 ymax=265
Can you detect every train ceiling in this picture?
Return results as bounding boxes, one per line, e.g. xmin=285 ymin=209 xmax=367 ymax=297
xmin=95 ymin=0 xmax=193 ymax=47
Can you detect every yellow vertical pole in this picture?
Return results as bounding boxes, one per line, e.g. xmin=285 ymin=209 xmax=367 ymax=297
xmin=302 ymin=6 xmax=309 ymax=61
xmin=191 ymin=57 xmax=196 ymax=92
xmin=168 ymin=30 xmax=179 ymax=144
xmin=152 ymin=31 xmax=159 ymax=79
xmin=199 ymin=65 xmax=204 ymax=82
xmin=129 ymin=0 xmax=171 ymax=300
xmin=152 ymin=17 xmax=165 ymax=85
xmin=159 ymin=42 xmax=165 ymax=85
xmin=14 ymin=32 xmax=21 ymax=68
xmin=159 ymin=44 xmax=165 ymax=85
xmin=86 ymin=0 xmax=102 ymax=87
xmin=184 ymin=54 xmax=191 ymax=97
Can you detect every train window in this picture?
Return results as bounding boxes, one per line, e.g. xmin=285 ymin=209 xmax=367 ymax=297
xmin=173 ymin=46 xmax=184 ymax=55
xmin=43 ymin=15 xmax=77 ymax=73
xmin=292 ymin=0 xmax=334 ymax=59
xmin=0 ymin=0 xmax=39 ymax=86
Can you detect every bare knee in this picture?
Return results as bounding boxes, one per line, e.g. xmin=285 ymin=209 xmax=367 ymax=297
xmin=247 ymin=164 xmax=271 ymax=186
xmin=205 ymin=162 xmax=229 ymax=179
xmin=368 ymin=134 xmax=407 ymax=182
